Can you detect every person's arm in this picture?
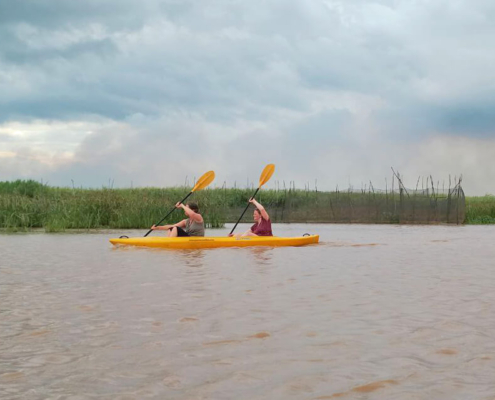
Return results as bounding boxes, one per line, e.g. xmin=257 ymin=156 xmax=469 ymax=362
xmin=176 ymin=202 xmax=203 ymax=223
xmin=151 ymin=219 xmax=187 ymax=230
xmin=249 ymin=198 xmax=269 ymax=220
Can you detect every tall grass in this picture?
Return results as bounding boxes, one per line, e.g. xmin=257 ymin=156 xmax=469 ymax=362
xmin=0 ymin=180 xmax=488 ymax=232
xmin=0 ymin=180 xmax=231 ymax=232
xmin=0 ymin=182 xmax=319 ymax=231
xmin=0 ymin=180 xmax=347 ymax=231
xmin=465 ymin=196 xmax=495 ymax=224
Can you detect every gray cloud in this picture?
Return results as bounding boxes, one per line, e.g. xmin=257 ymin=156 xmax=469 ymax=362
xmin=1 ymin=0 xmax=495 ymax=194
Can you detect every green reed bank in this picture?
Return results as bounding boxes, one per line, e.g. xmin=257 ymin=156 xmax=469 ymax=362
xmin=1 ymin=179 xmax=492 ymax=232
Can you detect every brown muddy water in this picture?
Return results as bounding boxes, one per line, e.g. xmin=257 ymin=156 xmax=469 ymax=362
xmin=1 ymin=223 xmax=495 ymax=400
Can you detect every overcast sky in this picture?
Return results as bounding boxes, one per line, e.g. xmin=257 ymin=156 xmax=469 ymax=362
xmin=1 ymin=0 xmax=494 ymax=194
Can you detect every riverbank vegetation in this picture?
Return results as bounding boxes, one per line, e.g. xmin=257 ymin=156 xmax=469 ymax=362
xmin=465 ymin=195 xmax=495 ymax=224
xmin=0 ymin=180 xmax=492 ymax=232
xmin=0 ymin=180 xmax=224 ymax=232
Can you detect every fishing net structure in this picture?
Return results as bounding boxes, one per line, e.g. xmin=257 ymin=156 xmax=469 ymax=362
xmin=257 ymin=172 xmax=465 ymax=225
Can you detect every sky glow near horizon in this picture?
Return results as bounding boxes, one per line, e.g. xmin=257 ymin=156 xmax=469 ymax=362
xmin=1 ymin=0 xmax=494 ymax=194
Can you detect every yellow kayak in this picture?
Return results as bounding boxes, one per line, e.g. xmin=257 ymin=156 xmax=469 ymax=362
xmin=109 ymin=235 xmax=319 ymax=249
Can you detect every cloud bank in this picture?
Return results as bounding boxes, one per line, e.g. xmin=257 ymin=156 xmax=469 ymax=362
xmin=1 ymin=0 xmax=494 ymax=194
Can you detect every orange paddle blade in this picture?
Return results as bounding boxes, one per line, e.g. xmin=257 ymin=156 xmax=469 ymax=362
xmin=258 ymin=164 xmax=275 ymax=187
xmin=191 ymin=171 xmax=215 ymax=192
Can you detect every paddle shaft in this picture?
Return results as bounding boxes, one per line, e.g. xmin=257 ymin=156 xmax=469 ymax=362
xmin=229 ymin=188 xmax=260 ymax=235
xmin=144 ymin=192 xmax=193 ymax=237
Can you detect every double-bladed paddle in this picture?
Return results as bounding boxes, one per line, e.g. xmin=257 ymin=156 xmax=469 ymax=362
xmin=229 ymin=164 xmax=275 ymax=235
xmin=144 ymin=170 xmax=215 ymax=237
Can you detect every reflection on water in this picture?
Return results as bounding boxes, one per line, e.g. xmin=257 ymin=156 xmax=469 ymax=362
xmin=1 ymin=224 xmax=495 ymax=400
xmin=179 ymin=249 xmax=206 ymax=268
xmin=247 ymin=247 xmax=273 ymax=265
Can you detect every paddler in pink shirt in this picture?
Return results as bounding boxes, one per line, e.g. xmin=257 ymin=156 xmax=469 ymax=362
xmin=231 ymin=198 xmax=273 ymax=237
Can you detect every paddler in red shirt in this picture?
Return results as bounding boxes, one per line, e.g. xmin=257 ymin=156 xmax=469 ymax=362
xmin=231 ymin=198 xmax=273 ymax=237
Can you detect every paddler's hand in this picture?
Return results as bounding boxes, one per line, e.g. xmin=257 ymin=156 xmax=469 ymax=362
xmin=175 ymin=202 xmax=183 ymax=209
xmin=151 ymin=224 xmax=157 ymax=230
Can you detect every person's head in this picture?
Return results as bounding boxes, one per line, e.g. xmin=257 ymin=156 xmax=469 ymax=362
xmin=253 ymin=208 xmax=261 ymax=222
xmin=187 ymin=202 xmax=199 ymax=213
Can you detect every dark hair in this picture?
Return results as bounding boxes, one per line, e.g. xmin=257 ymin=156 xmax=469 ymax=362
xmin=187 ymin=202 xmax=199 ymax=213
